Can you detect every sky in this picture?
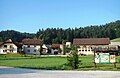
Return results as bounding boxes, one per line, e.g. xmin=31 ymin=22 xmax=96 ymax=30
xmin=0 ymin=0 xmax=120 ymax=33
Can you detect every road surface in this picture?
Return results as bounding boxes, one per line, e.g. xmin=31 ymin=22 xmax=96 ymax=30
xmin=0 ymin=66 xmax=120 ymax=78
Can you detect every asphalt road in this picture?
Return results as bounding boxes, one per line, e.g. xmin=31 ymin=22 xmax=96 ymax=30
xmin=0 ymin=66 xmax=120 ymax=78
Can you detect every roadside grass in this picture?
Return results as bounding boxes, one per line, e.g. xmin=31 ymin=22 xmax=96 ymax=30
xmin=0 ymin=54 xmax=120 ymax=70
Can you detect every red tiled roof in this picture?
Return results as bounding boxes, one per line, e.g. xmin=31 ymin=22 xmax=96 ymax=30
xmin=73 ymin=38 xmax=110 ymax=45
xmin=0 ymin=39 xmax=15 ymax=47
xmin=51 ymin=44 xmax=60 ymax=48
xmin=22 ymin=38 xmax=43 ymax=45
xmin=5 ymin=39 xmax=13 ymax=43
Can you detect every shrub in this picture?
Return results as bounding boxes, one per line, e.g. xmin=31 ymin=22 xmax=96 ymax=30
xmin=67 ymin=46 xmax=80 ymax=69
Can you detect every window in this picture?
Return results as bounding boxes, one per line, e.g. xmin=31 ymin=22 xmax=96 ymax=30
xmin=34 ymin=50 xmax=36 ymax=52
xmin=28 ymin=45 xmax=30 ymax=47
xmin=10 ymin=45 xmax=13 ymax=48
xmin=27 ymin=50 xmax=30 ymax=52
xmin=34 ymin=45 xmax=36 ymax=47
xmin=10 ymin=50 xmax=13 ymax=52
xmin=4 ymin=45 xmax=7 ymax=48
xmin=3 ymin=50 xmax=7 ymax=52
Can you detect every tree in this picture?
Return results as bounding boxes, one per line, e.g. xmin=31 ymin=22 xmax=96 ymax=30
xmin=0 ymin=37 xmax=3 ymax=42
xmin=67 ymin=45 xmax=80 ymax=69
xmin=0 ymin=20 xmax=120 ymax=43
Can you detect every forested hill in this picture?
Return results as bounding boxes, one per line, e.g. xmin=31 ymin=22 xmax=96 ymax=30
xmin=0 ymin=30 xmax=34 ymax=42
xmin=0 ymin=20 xmax=120 ymax=44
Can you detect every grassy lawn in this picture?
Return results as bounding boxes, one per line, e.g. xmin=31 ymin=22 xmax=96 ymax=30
xmin=0 ymin=54 xmax=120 ymax=70
xmin=111 ymin=38 xmax=120 ymax=42
xmin=79 ymin=55 xmax=120 ymax=71
xmin=0 ymin=54 xmax=67 ymax=70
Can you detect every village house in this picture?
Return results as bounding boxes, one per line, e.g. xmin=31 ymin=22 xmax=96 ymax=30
xmin=66 ymin=42 xmax=71 ymax=48
xmin=51 ymin=44 xmax=63 ymax=55
xmin=0 ymin=39 xmax=17 ymax=54
xmin=22 ymin=39 xmax=43 ymax=55
xmin=42 ymin=44 xmax=48 ymax=54
xmin=110 ymin=42 xmax=120 ymax=46
xmin=73 ymin=38 xmax=110 ymax=55
xmin=109 ymin=41 xmax=120 ymax=55
xmin=42 ymin=44 xmax=52 ymax=54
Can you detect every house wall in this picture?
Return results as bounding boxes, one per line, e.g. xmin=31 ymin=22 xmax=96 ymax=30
xmin=22 ymin=45 xmax=41 ymax=55
xmin=110 ymin=42 xmax=120 ymax=46
xmin=0 ymin=49 xmax=4 ymax=54
xmin=51 ymin=45 xmax=63 ymax=55
xmin=77 ymin=45 xmax=109 ymax=55
xmin=51 ymin=49 xmax=62 ymax=55
xmin=42 ymin=44 xmax=48 ymax=54
xmin=66 ymin=42 xmax=71 ymax=48
xmin=60 ymin=45 xmax=63 ymax=54
xmin=0 ymin=43 xmax=17 ymax=54
xmin=77 ymin=45 xmax=93 ymax=55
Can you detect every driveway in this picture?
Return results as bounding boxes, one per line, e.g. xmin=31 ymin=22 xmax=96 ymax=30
xmin=0 ymin=66 xmax=120 ymax=78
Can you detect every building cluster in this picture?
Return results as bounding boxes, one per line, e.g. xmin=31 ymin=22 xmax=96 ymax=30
xmin=0 ymin=38 xmax=119 ymax=55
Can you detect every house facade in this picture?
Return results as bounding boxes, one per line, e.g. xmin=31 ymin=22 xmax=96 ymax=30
xmin=51 ymin=44 xmax=63 ymax=55
xmin=66 ymin=42 xmax=71 ymax=48
xmin=0 ymin=39 xmax=17 ymax=54
xmin=42 ymin=44 xmax=49 ymax=54
xmin=73 ymin=38 xmax=110 ymax=55
xmin=22 ymin=39 xmax=43 ymax=55
xmin=110 ymin=42 xmax=120 ymax=46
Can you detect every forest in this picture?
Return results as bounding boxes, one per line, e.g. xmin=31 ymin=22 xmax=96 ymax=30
xmin=0 ymin=20 xmax=120 ymax=44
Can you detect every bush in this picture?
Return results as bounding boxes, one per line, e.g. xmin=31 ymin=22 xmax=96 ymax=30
xmin=67 ymin=46 xmax=80 ymax=69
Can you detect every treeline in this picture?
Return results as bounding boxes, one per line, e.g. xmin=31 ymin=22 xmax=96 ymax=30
xmin=0 ymin=20 xmax=120 ymax=44
xmin=0 ymin=30 xmax=34 ymax=42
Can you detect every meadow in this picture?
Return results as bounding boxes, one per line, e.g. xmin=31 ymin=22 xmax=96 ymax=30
xmin=0 ymin=54 xmax=120 ymax=70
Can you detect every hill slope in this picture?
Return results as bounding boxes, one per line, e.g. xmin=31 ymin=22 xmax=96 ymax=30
xmin=0 ymin=20 xmax=120 ymax=44
xmin=111 ymin=38 xmax=120 ymax=42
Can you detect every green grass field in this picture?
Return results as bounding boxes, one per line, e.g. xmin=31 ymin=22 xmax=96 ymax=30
xmin=0 ymin=54 xmax=120 ymax=70
xmin=0 ymin=54 xmax=67 ymax=70
xmin=111 ymin=38 xmax=120 ymax=42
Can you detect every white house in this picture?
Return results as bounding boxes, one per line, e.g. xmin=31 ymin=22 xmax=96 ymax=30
xmin=42 ymin=44 xmax=48 ymax=54
xmin=22 ymin=39 xmax=43 ymax=55
xmin=0 ymin=39 xmax=17 ymax=54
xmin=51 ymin=44 xmax=63 ymax=55
xmin=110 ymin=42 xmax=120 ymax=46
xmin=66 ymin=42 xmax=71 ymax=48
xmin=73 ymin=38 xmax=110 ymax=55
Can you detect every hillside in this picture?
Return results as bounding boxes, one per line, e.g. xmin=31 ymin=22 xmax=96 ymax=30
xmin=0 ymin=20 xmax=120 ymax=44
xmin=111 ymin=38 xmax=120 ymax=42
xmin=0 ymin=30 xmax=35 ymax=42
